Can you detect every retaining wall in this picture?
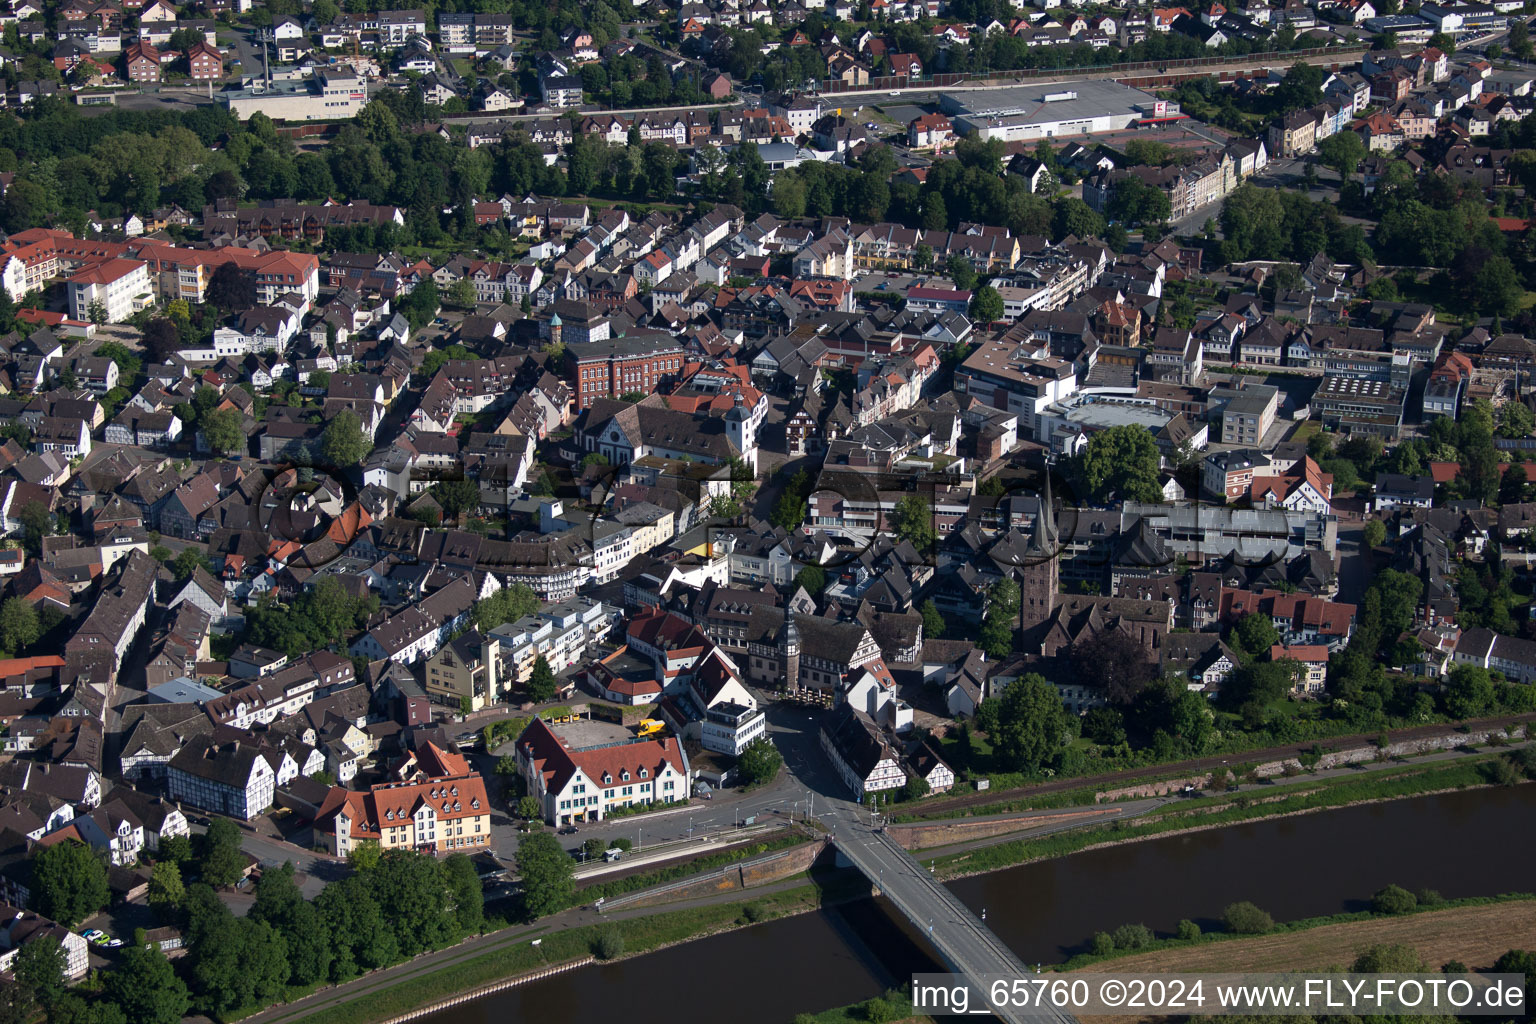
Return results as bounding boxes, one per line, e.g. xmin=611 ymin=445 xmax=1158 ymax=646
xmin=600 ymin=839 xmax=830 ymax=911
xmin=1255 ymin=723 xmax=1530 ymax=777
xmin=376 ymin=956 xmax=596 ymax=1024
xmin=889 ymin=808 xmax=1121 ymax=848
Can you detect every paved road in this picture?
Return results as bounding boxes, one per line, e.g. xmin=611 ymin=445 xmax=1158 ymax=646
xmin=498 ymin=699 xmax=838 ymax=863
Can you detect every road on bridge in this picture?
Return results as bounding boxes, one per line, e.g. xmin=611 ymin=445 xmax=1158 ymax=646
xmin=826 ymin=810 xmax=1078 ymax=1024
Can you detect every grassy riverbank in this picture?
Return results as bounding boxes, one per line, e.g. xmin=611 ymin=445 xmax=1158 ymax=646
xmin=1060 ymin=894 xmax=1536 ymax=974
xmin=921 ymin=756 xmax=1514 ymax=879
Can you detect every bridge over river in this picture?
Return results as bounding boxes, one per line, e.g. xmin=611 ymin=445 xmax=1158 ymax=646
xmin=831 ymin=823 xmax=1078 ymax=1024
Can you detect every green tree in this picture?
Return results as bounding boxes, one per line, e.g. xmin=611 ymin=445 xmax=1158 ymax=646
xmin=104 ymin=946 xmax=189 ymax=1024
xmin=321 ymin=408 xmax=372 ymax=467
xmin=1273 ymin=62 xmax=1323 ymax=112
xmin=346 ymin=840 xmax=381 ymax=873
xmin=526 ymin=654 xmax=558 ymax=703
xmin=1076 ymin=425 xmax=1163 ymax=503
xmin=1222 ymin=901 xmax=1273 ymax=934
xmin=1363 ymin=519 xmax=1387 ymax=547
xmin=189 ymin=913 xmax=290 ymax=1016
xmin=29 ymin=840 xmax=108 ymax=927
xmin=170 ymin=547 xmax=207 ymax=583
xmin=443 ymin=853 xmax=485 ymax=936
xmin=1229 ymin=612 xmax=1281 ymax=663
xmin=1498 ymin=400 xmax=1534 ymax=440
xmin=992 ymin=673 xmax=1070 ymax=773
xmin=1510 ymin=19 xmax=1532 ymax=58
xmin=970 ymin=285 xmax=1004 ymax=322
xmin=737 ymin=737 xmax=783 ymax=786
xmin=472 ymin=583 xmax=541 ymax=633
xmin=433 ymin=477 xmax=481 ymax=520
xmin=515 ymin=832 xmax=574 ymax=920
xmin=1353 ymin=942 xmax=1426 ymax=973
xmin=1317 ymin=130 xmax=1365 ymax=181
xmin=1052 ymin=197 xmax=1104 ymax=241
xmin=0 ymin=597 xmax=40 ymax=654
xmin=199 ymin=817 xmax=247 ymax=888
xmin=370 ymin=851 xmax=459 ymax=956
xmin=1371 ymin=883 xmax=1418 ymax=915
xmin=12 ymin=937 xmax=65 ymax=1010
xmin=245 ymin=861 xmax=333 ymax=985
xmin=889 ymin=494 xmax=935 ymax=551
xmin=516 ymin=795 xmax=543 ymax=820
xmin=312 ymin=874 xmax=394 ymax=980
xmin=919 ymin=598 xmax=944 ymax=640
xmin=1493 ymin=949 xmax=1536 ymax=1011
xmin=158 ymin=834 xmax=192 ymax=865
xmin=16 ymin=501 xmax=53 ymax=556
xmin=1443 ymin=663 xmax=1495 ymax=719
xmin=793 ymin=564 xmax=826 ymax=596
xmin=945 ymin=254 xmax=977 ymax=291
xmin=902 ymin=775 xmax=930 ymax=801
xmin=200 ymin=406 xmax=244 ymax=456
xmin=147 ymin=860 xmax=185 ymax=915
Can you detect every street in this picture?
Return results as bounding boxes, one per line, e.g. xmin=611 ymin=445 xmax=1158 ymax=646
xmin=489 ymin=699 xmax=846 ymax=863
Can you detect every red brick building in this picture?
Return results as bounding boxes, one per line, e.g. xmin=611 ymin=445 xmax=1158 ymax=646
xmin=186 ymin=42 xmax=224 ymax=80
xmin=124 ymin=41 xmax=161 ymax=83
xmin=567 ymin=334 xmax=686 ymax=411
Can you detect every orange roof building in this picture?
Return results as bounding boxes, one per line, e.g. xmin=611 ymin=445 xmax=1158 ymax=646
xmin=315 ymin=752 xmax=491 ymax=856
xmin=515 ymin=717 xmax=690 ymax=826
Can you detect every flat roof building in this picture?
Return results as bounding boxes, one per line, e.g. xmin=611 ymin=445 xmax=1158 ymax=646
xmin=226 ymin=68 xmax=368 ymax=122
xmin=940 ymin=80 xmax=1182 ymax=143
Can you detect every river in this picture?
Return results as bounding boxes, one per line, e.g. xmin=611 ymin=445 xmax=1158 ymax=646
xmin=428 ymin=785 xmax=1536 ymax=1024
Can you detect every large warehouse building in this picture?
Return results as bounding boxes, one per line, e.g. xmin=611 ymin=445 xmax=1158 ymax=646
xmin=940 ymin=80 xmax=1184 ymax=143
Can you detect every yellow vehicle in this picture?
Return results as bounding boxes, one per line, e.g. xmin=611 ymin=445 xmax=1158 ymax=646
xmin=637 ymin=719 xmax=666 ymax=737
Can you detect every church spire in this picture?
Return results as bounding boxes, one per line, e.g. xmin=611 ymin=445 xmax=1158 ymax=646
xmin=1031 ymin=456 xmax=1056 ymax=553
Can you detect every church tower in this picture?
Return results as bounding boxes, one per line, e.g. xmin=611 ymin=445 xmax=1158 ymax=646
xmin=1017 ymin=462 xmax=1059 ymax=631
xmin=781 ymin=602 xmax=801 ymax=693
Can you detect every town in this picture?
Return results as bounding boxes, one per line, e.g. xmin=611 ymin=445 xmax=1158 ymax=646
xmin=0 ymin=0 xmax=1530 ymax=1016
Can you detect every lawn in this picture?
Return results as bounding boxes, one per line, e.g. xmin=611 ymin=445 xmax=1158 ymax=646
xmin=1291 ymin=419 xmax=1321 ymax=442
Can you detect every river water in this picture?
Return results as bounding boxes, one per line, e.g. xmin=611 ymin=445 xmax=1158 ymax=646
xmin=429 ymin=785 xmax=1536 ymax=1024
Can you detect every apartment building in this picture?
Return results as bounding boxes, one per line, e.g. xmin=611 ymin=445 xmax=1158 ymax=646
xmin=317 ymin=746 xmax=492 ymax=856
xmin=66 ymin=258 xmax=151 ymax=322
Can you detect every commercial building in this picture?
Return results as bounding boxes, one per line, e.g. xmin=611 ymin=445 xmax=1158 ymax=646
xmin=567 ymin=334 xmax=687 ymax=411
xmin=941 ymin=80 xmax=1182 ymax=143
xmin=1312 ymin=376 xmax=1409 ymax=438
xmin=700 ymin=700 xmax=767 ymax=756
xmin=515 ymin=717 xmax=691 ymax=825
xmin=226 ymin=68 xmax=368 ymax=122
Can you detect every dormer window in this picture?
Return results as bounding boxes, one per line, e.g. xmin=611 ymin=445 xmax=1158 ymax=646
xmin=639 ymin=768 xmax=648 ymax=779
